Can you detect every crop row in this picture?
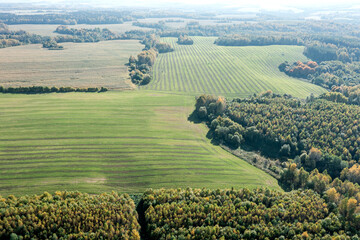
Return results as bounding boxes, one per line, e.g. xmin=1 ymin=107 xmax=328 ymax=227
xmin=145 ymin=37 xmax=326 ymax=98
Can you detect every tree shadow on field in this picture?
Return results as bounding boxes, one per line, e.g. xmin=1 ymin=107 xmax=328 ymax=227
xmin=187 ymin=110 xmax=202 ymax=124
xmin=188 ymin=110 xmax=221 ymax=146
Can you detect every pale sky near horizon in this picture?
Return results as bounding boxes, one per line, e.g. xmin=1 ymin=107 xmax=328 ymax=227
xmin=1 ymin=0 xmax=360 ymax=9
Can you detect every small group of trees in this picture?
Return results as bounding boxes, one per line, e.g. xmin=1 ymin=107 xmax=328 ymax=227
xmin=128 ymin=48 xmax=157 ymax=85
xmin=141 ymin=34 xmax=174 ymax=53
xmin=279 ymin=61 xmax=318 ymax=79
xmin=42 ymin=40 xmax=64 ymax=50
xmin=0 ymin=86 xmax=107 ymax=94
xmin=177 ymin=35 xmax=193 ymax=45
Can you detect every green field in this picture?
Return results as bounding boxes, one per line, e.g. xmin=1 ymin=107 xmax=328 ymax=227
xmin=0 ymin=37 xmax=328 ymax=196
xmin=0 ymin=40 xmax=142 ymax=89
xmin=0 ymin=91 xmax=280 ymax=196
xmin=145 ymin=37 xmax=326 ymax=98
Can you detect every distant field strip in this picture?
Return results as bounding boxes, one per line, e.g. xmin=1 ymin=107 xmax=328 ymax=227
xmin=8 ymin=22 xmax=152 ymax=36
xmin=145 ymin=37 xmax=326 ymax=98
xmin=0 ymin=91 xmax=279 ymax=195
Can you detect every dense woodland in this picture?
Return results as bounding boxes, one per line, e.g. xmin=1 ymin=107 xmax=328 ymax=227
xmin=279 ymin=165 xmax=360 ymax=231
xmin=327 ymin=86 xmax=360 ymax=105
xmin=0 ymin=192 xmax=140 ymax=239
xmin=141 ymin=188 xmax=359 ymax=239
xmin=195 ymin=93 xmax=360 ymax=180
xmin=193 ymin=94 xmax=360 ymax=237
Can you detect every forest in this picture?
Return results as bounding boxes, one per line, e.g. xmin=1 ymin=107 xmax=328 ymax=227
xmin=3 ymin=187 xmax=360 ymax=239
xmin=194 ymin=93 xmax=360 ymax=180
xmin=141 ymin=188 xmax=359 ymax=239
xmin=0 ymin=192 xmax=140 ymax=239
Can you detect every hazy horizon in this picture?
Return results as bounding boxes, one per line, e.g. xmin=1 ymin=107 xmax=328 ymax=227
xmin=1 ymin=0 xmax=360 ymax=10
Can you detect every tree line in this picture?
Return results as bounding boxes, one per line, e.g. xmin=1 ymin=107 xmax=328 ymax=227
xmin=279 ymin=60 xmax=360 ymax=89
xmin=128 ymin=34 xmax=174 ymax=85
xmin=214 ymin=34 xmax=304 ymax=46
xmin=0 ymin=11 xmax=133 ymax=25
xmin=0 ymin=86 xmax=108 ymax=94
xmin=0 ymin=23 xmax=44 ymax=49
xmin=55 ymin=25 xmax=121 ymax=43
xmin=132 ymin=21 xmax=167 ymax=30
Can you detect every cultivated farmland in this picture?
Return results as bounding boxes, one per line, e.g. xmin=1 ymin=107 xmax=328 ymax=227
xmin=145 ymin=37 xmax=326 ymax=98
xmin=0 ymin=40 xmax=142 ymax=89
xmin=0 ymin=91 xmax=280 ymax=196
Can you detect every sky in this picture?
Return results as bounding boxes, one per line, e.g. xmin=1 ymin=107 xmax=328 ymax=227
xmin=127 ymin=0 xmax=359 ymax=6
xmin=0 ymin=0 xmax=359 ymax=9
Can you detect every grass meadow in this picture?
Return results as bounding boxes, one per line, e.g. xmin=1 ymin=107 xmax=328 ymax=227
xmin=0 ymin=91 xmax=280 ymax=196
xmin=145 ymin=37 xmax=326 ymax=98
xmin=0 ymin=40 xmax=143 ymax=89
